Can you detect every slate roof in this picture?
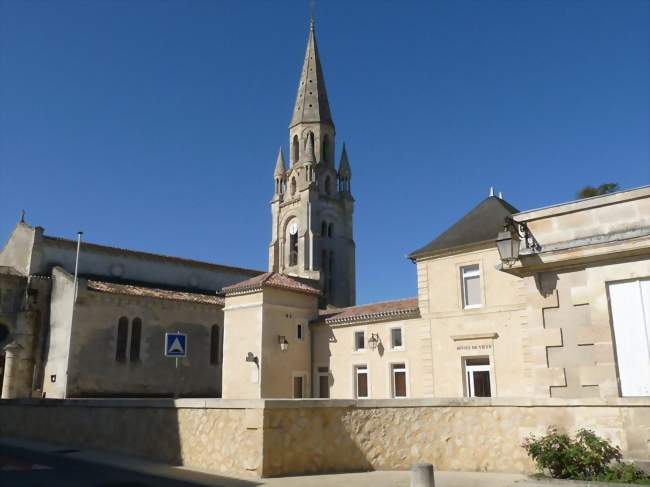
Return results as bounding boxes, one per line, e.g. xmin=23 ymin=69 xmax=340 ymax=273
xmin=317 ymin=297 xmax=420 ymax=325
xmin=87 ymin=280 xmax=225 ymax=306
xmin=408 ymin=196 xmax=519 ymax=260
xmin=222 ymin=272 xmax=321 ymax=296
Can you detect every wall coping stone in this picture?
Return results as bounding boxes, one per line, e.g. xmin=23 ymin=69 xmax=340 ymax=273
xmin=2 ymin=397 xmax=649 ymax=409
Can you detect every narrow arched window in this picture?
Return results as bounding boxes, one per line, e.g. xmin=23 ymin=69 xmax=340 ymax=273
xmin=328 ymin=251 xmax=334 ymax=294
xmin=321 ymin=250 xmax=328 ymax=295
xmin=325 ymin=176 xmax=331 ymax=195
xmin=116 ymin=317 xmax=128 ymax=362
xmin=322 ymin=135 xmax=329 ymax=163
xmin=210 ymin=324 xmax=220 ymax=365
xmin=130 ymin=318 xmax=142 ymax=362
xmin=328 ymin=223 xmax=333 ymax=238
xmin=290 ymin=232 xmax=298 ymax=266
xmin=290 ymin=177 xmax=296 ymax=196
xmin=321 ymin=221 xmax=327 ymax=236
xmin=292 ymin=135 xmax=299 ymax=164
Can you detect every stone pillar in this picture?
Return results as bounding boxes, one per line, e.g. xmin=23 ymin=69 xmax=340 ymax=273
xmin=1 ymin=342 xmax=23 ymax=399
xmin=411 ymin=463 xmax=435 ymax=487
xmin=1 ymin=310 xmax=38 ymax=399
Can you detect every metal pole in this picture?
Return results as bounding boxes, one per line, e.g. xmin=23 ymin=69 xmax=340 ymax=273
xmin=174 ymin=357 xmax=179 ymax=399
xmin=64 ymin=231 xmax=83 ymax=400
xmin=73 ymin=232 xmax=83 ymax=301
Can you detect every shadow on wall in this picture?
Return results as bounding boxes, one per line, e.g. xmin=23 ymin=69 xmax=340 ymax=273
xmin=0 ymin=400 xmax=262 ymax=481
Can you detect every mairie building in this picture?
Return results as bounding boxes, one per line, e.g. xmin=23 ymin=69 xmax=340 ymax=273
xmin=1 ymin=20 xmax=649 ymax=406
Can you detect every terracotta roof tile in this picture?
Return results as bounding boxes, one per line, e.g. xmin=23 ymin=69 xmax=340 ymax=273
xmin=222 ymin=272 xmax=320 ymax=296
xmin=318 ymin=297 xmax=420 ymax=325
xmin=87 ymin=280 xmax=224 ymax=306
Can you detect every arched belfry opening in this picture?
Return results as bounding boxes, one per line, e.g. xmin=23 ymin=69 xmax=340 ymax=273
xmin=292 ymin=135 xmax=299 ymax=164
xmin=322 ymin=134 xmax=330 ymax=164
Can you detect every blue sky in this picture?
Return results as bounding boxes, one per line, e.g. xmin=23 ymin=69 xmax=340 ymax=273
xmin=1 ymin=0 xmax=648 ymax=304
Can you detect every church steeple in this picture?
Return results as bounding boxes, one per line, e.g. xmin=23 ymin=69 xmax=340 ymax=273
xmin=289 ymin=19 xmax=334 ymax=129
xmin=269 ymin=19 xmax=356 ymax=308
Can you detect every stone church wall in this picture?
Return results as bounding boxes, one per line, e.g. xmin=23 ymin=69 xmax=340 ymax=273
xmin=0 ymin=397 xmax=648 ymax=478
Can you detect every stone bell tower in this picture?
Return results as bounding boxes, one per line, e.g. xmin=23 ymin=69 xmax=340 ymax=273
xmin=269 ymin=19 xmax=355 ymax=308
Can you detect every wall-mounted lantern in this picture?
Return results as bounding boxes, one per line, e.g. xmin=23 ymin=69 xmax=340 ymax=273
xmin=367 ymin=333 xmax=380 ymax=351
xmin=278 ymin=335 xmax=289 ymax=352
xmin=496 ymin=216 xmax=542 ymax=266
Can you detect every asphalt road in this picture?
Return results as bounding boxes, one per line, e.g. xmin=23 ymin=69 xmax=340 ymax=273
xmin=0 ymin=443 xmax=260 ymax=487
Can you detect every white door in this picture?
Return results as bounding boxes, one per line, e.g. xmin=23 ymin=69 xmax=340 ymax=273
xmin=608 ymin=279 xmax=650 ymax=396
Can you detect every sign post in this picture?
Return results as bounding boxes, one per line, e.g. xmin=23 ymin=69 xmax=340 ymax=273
xmin=165 ymin=331 xmax=187 ymax=399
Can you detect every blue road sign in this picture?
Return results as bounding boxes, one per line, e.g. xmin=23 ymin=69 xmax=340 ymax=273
xmin=165 ymin=332 xmax=187 ymax=357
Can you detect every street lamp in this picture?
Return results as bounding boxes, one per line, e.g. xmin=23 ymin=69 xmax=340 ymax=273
xmin=367 ymin=333 xmax=379 ymax=351
xmin=278 ymin=336 xmax=289 ymax=352
xmin=496 ymin=228 xmax=521 ymax=266
xmin=496 ymin=217 xmax=541 ymax=266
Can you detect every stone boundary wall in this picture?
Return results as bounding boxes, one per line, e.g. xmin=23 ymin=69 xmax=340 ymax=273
xmin=1 ymin=398 xmax=648 ymax=478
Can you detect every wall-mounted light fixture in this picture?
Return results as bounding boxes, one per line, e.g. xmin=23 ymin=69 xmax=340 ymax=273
xmin=278 ymin=335 xmax=289 ymax=352
xmin=367 ymin=333 xmax=380 ymax=351
xmin=245 ymin=352 xmax=258 ymax=364
xmin=496 ymin=216 xmax=542 ymax=266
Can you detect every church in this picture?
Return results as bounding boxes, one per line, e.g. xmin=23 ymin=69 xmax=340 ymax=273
xmin=1 ymin=20 xmax=649 ymax=403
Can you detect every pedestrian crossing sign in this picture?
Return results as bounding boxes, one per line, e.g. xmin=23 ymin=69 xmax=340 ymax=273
xmin=165 ymin=332 xmax=187 ymax=357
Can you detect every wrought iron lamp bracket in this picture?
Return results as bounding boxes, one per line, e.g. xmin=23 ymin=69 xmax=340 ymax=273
xmin=505 ymin=216 xmax=542 ymax=253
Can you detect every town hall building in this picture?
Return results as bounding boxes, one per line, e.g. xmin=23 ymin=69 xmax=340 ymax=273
xmin=1 ymin=20 xmax=649 ymax=404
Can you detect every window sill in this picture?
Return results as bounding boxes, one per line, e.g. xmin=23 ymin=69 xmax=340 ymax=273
xmin=463 ymin=304 xmax=483 ymax=310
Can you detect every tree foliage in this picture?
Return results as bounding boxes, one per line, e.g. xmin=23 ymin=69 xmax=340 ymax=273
xmin=577 ymin=183 xmax=619 ymax=199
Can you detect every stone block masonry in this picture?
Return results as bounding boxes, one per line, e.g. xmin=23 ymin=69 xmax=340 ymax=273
xmin=0 ymin=398 xmax=648 ymax=478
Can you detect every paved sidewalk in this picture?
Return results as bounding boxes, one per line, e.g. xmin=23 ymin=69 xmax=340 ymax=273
xmin=0 ymin=437 xmax=626 ymax=487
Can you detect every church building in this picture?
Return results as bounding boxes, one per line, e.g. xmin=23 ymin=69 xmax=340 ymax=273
xmin=1 ymin=20 xmax=649 ymax=402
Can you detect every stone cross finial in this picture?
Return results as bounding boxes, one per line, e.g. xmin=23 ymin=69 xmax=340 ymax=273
xmin=19 ymin=209 xmax=25 ymax=223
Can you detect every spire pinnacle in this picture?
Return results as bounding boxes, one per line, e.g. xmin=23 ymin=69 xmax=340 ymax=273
xmin=274 ymin=147 xmax=286 ymax=176
xmin=289 ymin=20 xmax=333 ymax=129
xmin=338 ymin=143 xmax=351 ymax=178
xmin=302 ymin=135 xmax=316 ymax=164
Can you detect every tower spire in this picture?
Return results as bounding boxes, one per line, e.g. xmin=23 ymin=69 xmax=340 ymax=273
xmin=289 ymin=19 xmax=333 ymax=129
xmin=274 ymin=147 xmax=286 ymax=176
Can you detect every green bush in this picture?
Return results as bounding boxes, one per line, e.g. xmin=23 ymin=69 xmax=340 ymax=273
xmin=522 ymin=427 xmax=649 ymax=483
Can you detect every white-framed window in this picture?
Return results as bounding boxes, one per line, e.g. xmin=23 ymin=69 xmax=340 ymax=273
xmin=297 ymin=324 xmax=303 ymax=340
xmin=461 ymin=264 xmax=482 ymax=308
xmin=317 ymin=366 xmax=329 ymax=398
xmin=390 ymin=327 xmax=403 ymax=350
xmin=608 ymin=279 xmax=650 ymax=396
xmin=292 ymin=372 xmax=306 ymax=398
xmin=391 ymin=363 xmax=407 ymax=398
xmin=464 ymin=357 xmax=491 ymax=397
xmin=354 ymin=331 xmax=365 ymax=351
xmin=354 ymin=365 xmax=369 ymax=398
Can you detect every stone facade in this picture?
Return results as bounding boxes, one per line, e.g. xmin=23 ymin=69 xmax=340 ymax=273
xmin=0 ymin=398 xmax=648 ymax=478
xmin=0 ymin=223 xmax=261 ymax=399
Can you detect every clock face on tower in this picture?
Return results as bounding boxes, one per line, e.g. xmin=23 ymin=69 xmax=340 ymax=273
xmin=289 ymin=221 xmax=298 ymax=235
